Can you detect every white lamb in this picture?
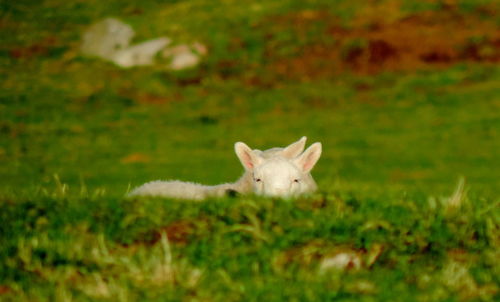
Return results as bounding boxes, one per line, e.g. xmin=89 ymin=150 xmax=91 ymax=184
xmin=128 ymin=136 xmax=322 ymax=200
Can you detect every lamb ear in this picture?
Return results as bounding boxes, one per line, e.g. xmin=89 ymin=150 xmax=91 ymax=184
xmin=281 ymin=136 xmax=307 ymax=159
xmin=235 ymin=142 xmax=262 ymax=170
xmin=294 ymin=142 xmax=322 ymax=173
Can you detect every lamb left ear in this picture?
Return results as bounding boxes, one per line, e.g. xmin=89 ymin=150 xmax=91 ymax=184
xmin=294 ymin=142 xmax=322 ymax=173
xmin=281 ymin=136 xmax=307 ymax=159
xmin=235 ymin=142 xmax=262 ymax=170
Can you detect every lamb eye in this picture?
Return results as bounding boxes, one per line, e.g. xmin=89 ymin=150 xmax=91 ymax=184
xmin=293 ymin=179 xmax=300 ymax=183
xmin=255 ymin=178 xmax=262 ymax=182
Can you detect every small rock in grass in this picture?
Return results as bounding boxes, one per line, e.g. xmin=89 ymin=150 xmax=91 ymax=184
xmin=162 ymin=43 xmax=205 ymax=70
xmin=319 ymin=251 xmax=362 ymax=273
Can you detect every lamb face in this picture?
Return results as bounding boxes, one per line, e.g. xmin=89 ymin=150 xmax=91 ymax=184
xmin=251 ymin=157 xmax=307 ymax=197
xmin=235 ymin=138 xmax=322 ymax=198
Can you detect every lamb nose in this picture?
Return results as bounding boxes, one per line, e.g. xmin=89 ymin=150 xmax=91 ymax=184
xmin=270 ymin=188 xmax=288 ymax=196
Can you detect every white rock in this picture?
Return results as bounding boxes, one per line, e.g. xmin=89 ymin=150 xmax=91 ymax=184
xmin=163 ymin=43 xmax=205 ymax=70
xmin=112 ymin=37 xmax=171 ymax=68
xmin=169 ymin=51 xmax=200 ymax=70
xmin=81 ymin=18 xmax=134 ymax=60
xmin=318 ymin=252 xmax=362 ymax=273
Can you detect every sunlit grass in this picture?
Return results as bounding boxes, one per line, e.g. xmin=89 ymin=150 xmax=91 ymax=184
xmin=0 ymin=177 xmax=498 ymax=301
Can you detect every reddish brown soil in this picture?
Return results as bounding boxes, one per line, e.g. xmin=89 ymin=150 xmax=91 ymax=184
xmin=0 ymin=286 xmax=12 ymax=295
xmin=134 ymin=219 xmax=209 ymax=247
xmin=8 ymin=36 xmax=60 ymax=59
xmin=266 ymin=8 xmax=499 ymax=79
xmin=154 ymin=220 xmax=197 ymax=244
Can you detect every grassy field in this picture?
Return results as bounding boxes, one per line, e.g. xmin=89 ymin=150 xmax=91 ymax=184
xmin=1 ymin=0 xmax=499 ymax=301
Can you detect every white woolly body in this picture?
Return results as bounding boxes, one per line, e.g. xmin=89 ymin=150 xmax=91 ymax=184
xmin=128 ymin=177 xmax=252 ymax=200
xmin=128 ymin=137 xmax=321 ymax=200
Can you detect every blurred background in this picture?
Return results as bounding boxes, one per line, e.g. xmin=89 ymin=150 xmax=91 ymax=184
xmin=1 ymin=0 xmax=499 ymax=197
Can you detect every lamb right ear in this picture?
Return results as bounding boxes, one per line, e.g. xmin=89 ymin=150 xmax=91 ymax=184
xmin=294 ymin=142 xmax=322 ymax=173
xmin=281 ymin=136 xmax=307 ymax=159
xmin=235 ymin=142 xmax=262 ymax=170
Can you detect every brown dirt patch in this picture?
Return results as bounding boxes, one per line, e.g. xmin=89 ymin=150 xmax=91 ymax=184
xmin=120 ymin=153 xmax=150 ymax=164
xmin=155 ymin=220 xmax=197 ymax=244
xmin=266 ymin=8 xmax=499 ymax=79
xmin=133 ymin=218 xmax=210 ymax=247
xmin=8 ymin=36 xmax=65 ymax=59
xmin=0 ymin=285 xmax=12 ymax=295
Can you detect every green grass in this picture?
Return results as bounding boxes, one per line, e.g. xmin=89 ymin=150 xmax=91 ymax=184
xmin=1 ymin=0 xmax=499 ymax=301
xmin=1 ymin=187 xmax=498 ymax=301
